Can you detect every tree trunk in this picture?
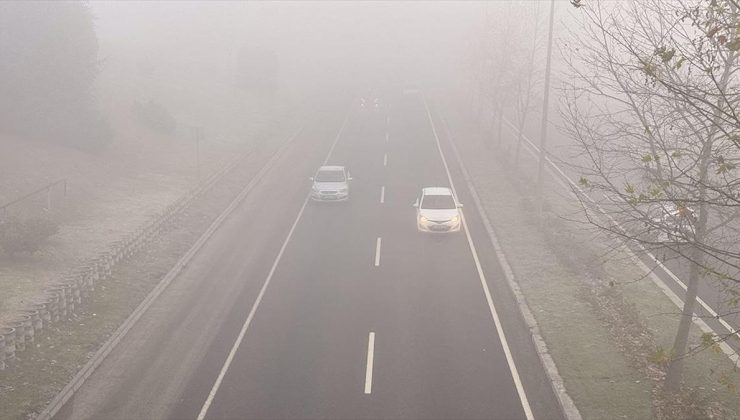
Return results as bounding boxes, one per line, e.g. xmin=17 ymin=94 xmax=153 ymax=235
xmin=664 ymin=241 xmax=703 ymax=391
xmin=664 ymin=40 xmax=735 ymax=393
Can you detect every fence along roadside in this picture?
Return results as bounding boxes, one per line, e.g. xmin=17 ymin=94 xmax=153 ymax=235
xmin=0 ymin=135 xmax=271 ymax=370
xmin=0 ymin=179 xmax=67 ymax=222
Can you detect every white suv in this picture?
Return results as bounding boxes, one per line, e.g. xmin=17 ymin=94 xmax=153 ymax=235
xmin=413 ymin=187 xmax=463 ymax=232
xmin=310 ymin=165 xmax=352 ymax=201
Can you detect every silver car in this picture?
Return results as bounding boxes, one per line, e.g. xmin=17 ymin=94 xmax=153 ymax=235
xmin=644 ymin=202 xmax=696 ymax=242
xmin=413 ymin=187 xmax=463 ymax=233
xmin=310 ymin=165 xmax=352 ymax=202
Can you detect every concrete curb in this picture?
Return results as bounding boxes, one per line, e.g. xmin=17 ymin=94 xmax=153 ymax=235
xmin=499 ymin=116 xmax=740 ymax=365
xmin=1 ymin=126 xmax=298 ymax=374
xmin=1 ymin=139 xmax=252 ymax=371
xmin=35 ymin=126 xmax=304 ymax=420
xmin=434 ymin=107 xmax=582 ymax=420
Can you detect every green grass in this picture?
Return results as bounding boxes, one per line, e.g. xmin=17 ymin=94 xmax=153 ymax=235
xmin=608 ymin=257 xmax=740 ymax=417
xmin=472 ymin=175 xmax=654 ymax=419
xmin=0 ymin=233 xmax=191 ymax=419
xmin=444 ymin=102 xmax=739 ymax=419
xmin=0 ymin=134 xmax=289 ymax=419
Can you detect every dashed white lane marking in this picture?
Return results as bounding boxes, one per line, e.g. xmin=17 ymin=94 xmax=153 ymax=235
xmin=385 ymin=132 xmax=389 ymax=143
xmin=196 ymin=106 xmax=353 ymax=420
xmin=364 ymin=332 xmax=376 ymax=394
xmin=380 ymin=186 xmax=385 ymax=204
xmin=383 ymin=153 xmax=388 ymax=167
xmin=374 ymin=237 xmax=382 ymax=267
xmin=423 ymin=98 xmax=535 ymax=420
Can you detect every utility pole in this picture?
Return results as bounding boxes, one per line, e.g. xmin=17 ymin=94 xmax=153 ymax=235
xmin=537 ymin=0 xmax=556 ymax=219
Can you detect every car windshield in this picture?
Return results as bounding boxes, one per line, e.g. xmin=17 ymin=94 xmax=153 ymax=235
xmin=315 ymin=170 xmax=345 ymax=182
xmin=421 ymin=194 xmax=455 ymax=210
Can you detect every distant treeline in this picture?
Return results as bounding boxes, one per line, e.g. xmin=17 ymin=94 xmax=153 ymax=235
xmin=0 ymin=1 xmax=111 ymax=150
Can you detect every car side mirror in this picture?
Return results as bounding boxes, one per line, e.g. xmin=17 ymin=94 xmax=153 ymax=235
xmin=457 ymin=203 xmax=464 ymax=208
xmin=309 ymin=177 xmax=314 ymax=181
xmin=412 ymin=201 xmax=419 ymax=208
xmin=348 ymin=177 xmax=353 ymax=181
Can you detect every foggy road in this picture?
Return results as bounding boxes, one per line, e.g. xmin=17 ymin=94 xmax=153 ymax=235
xmin=6 ymin=2 xmax=740 ymax=419
xmin=53 ymin=96 xmax=564 ymax=420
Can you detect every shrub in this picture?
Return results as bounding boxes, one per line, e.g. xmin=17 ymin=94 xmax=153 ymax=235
xmin=0 ymin=217 xmax=59 ymax=256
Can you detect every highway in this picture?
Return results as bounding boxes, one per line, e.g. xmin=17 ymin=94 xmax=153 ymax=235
xmin=54 ymin=95 xmax=565 ymax=420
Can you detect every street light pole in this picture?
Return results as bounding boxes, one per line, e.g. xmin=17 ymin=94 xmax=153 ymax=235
xmin=537 ymin=0 xmax=556 ymax=219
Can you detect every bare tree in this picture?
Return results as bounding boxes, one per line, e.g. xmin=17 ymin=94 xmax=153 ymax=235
xmin=562 ymin=0 xmax=740 ymax=393
xmin=468 ymin=2 xmax=539 ymax=148
xmin=513 ymin=1 xmax=545 ymax=168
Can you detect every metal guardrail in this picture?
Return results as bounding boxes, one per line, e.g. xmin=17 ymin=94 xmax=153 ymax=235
xmin=35 ymin=125 xmax=304 ymax=420
xmin=0 ymin=145 xmax=254 ymax=371
xmin=0 ymin=179 xmax=67 ymax=220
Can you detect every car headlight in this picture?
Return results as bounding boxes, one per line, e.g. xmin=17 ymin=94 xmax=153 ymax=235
xmin=419 ymin=216 xmax=428 ymax=224
xmin=451 ymin=216 xmax=459 ymax=223
xmin=338 ymin=188 xmax=348 ymax=193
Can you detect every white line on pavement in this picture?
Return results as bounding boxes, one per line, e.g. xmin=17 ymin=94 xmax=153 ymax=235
xmin=385 ymin=132 xmax=389 ymax=143
xmin=383 ymin=153 xmax=388 ymax=167
xmin=196 ymin=108 xmax=353 ymax=420
xmin=35 ymin=126 xmax=307 ymax=420
xmin=439 ymin=115 xmax=581 ymax=420
xmin=423 ymin=99 xmax=535 ymax=420
xmin=364 ymin=332 xmax=375 ymax=394
xmin=380 ymin=186 xmax=385 ymax=204
xmin=374 ymin=237 xmax=382 ymax=267
xmin=501 ymin=117 xmax=740 ymax=363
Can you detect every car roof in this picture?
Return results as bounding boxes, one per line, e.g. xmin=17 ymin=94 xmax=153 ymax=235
xmin=318 ymin=165 xmax=345 ymax=171
xmin=422 ymin=187 xmax=453 ymax=196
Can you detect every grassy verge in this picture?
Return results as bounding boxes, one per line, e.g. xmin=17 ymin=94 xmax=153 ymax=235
xmin=0 ymin=123 xmax=294 ymax=419
xmin=440 ymin=98 xmax=739 ymax=419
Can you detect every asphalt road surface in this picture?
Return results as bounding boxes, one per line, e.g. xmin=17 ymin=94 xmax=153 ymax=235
xmin=54 ymin=95 xmax=565 ymax=420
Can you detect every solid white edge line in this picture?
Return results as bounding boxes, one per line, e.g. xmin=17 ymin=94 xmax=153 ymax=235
xmin=196 ymin=108 xmax=353 ymax=420
xmin=501 ymin=117 xmax=740 ymax=362
xmin=374 ymin=237 xmax=382 ymax=267
xmin=364 ymin=332 xmax=376 ymax=394
xmin=439 ymin=114 xmax=582 ymax=420
xmin=423 ymin=98 xmax=535 ymax=420
xmin=196 ymin=196 xmax=309 ymax=420
xmin=380 ymin=186 xmax=385 ymax=204
xmin=36 ymin=126 xmax=306 ymax=420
